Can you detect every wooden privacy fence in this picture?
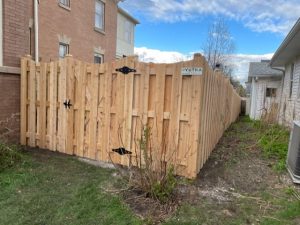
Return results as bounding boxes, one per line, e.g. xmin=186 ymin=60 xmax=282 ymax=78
xmin=20 ymin=54 xmax=241 ymax=178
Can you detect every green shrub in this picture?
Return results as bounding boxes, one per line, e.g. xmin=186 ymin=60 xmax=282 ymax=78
xmin=258 ymin=124 xmax=290 ymax=171
xmin=150 ymin=166 xmax=177 ymax=203
xmin=0 ymin=141 xmax=23 ymax=172
xmin=113 ymin=125 xmax=178 ymax=203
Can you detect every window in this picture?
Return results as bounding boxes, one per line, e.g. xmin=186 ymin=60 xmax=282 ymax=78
xmin=266 ymin=88 xmax=277 ymax=97
xmin=94 ymin=53 xmax=104 ymax=64
xmin=95 ymin=0 xmax=104 ymax=31
xmin=124 ymin=21 xmax=133 ymax=43
xmin=59 ymin=0 xmax=70 ymax=7
xmin=59 ymin=43 xmax=69 ymax=58
xmin=290 ymin=63 xmax=295 ymax=98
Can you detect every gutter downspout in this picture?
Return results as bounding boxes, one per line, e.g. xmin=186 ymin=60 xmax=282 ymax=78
xmin=34 ymin=0 xmax=39 ymax=63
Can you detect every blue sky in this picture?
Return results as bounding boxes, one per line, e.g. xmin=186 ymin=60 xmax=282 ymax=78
xmin=119 ymin=0 xmax=300 ymax=84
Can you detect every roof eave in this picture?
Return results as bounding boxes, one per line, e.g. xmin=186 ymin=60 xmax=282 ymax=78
xmin=118 ymin=7 xmax=140 ymax=24
xmin=270 ymin=19 xmax=300 ymax=67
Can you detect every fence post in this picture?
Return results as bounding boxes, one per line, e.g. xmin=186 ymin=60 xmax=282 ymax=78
xmin=20 ymin=55 xmax=32 ymax=145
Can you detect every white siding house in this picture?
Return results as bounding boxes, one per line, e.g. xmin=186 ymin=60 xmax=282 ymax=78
xmin=270 ymin=19 xmax=300 ymax=127
xmin=116 ymin=7 xmax=139 ymax=59
xmin=248 ymin=60 xmax=283 ymax=120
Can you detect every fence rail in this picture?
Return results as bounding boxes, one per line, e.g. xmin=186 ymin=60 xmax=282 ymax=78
xmin=20 ymin=54 xmax=241 ymax=178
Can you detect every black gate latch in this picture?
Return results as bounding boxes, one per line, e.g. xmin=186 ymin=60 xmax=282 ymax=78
xmin=116 ymin=66 xmax=136 ymax=75
xmin=63 ymin=99 xmax=72 ymax=109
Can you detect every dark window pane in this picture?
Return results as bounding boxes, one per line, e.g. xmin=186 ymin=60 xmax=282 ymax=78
xmin=94 ymin=54 xmax=103 ymax=64
xmin=266 ymin=88 xmax=277 ymax=97
xmin=59 ymin=43 xmax=69 ymax=58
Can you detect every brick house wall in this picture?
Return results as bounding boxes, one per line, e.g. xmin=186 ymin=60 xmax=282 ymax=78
xmin=0 ymin=68 xmax=21 ymax=143
xmin=3 ymin=0 xmax=33 ymax=67
xmin=0 ymin=0 xmax=119 ymax=143
xmin=278 ymin=57 xmax=300 ymax=127
xmin=1 ymin=0 xmax=32 ymax=143
xmin=38 ymin=0 xmax=118 ymax=63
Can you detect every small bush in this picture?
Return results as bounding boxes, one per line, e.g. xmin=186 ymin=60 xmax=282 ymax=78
xmin=150 ymin=166 xmax=177 ymax=203
xmin=112 ymin=124 xmax=179 ymax=203
xmin=132 ymin=126 xmax=178 ymax=203
xmin=0 ymin=141 xmax=23 ymax=172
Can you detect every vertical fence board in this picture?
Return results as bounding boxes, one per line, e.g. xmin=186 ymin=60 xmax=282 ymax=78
xmin=76 ymin=62 xmax=86 ymax=157
xmin=123 ymin=57 xmax=135 ymax=166
xmin=87 ymin=64 xmax=99 ymax=159
xmin=28 ymin=60 xmax=36 ymax=147
xmin=103 ymin=61 xmax=113 ymax=162
xmin=38 ymin=63 xmax=47 ymax=148
xmin=20 ymin=58 xmax=29 ymax=145
xmin=48 ymin=62 xmax=58 ymax=150
xmin=65 ymin=57 xmax=75 ymax=155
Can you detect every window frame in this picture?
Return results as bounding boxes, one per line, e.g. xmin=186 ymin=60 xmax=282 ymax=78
xmin=94 ymin=53 xmax=104 ymax=64
xmin=95 ymin=0 xmax=105 ymax=32
xmin=289 ymin=63 xmax=295 ymax=98
xmin=59 ymin=0 xmax=70 ymax=8
xmin=59 ymin=42 xmax=69 ymax=59
xmin=266 ymin=88 xmax=277 ymax=98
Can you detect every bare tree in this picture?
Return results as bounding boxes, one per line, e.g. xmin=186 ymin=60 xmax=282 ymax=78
xmin=203 ymin=18 xmax=235 ymax=75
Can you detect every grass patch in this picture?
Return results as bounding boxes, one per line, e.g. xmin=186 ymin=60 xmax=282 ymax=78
xmin=260 ymin=191 xmax=300 ymax=225
xmin=0 ymin=141 xmax=23 ymax=172
xmin=256 ymin=122 xmax=290 ymax=171
xmin=165 ymin=190 xmax=300 ymax=225
xmin=0 ymin=149 xmax=141 ymax=225
xmin=225 ymin=117 xmax=290 ymax=172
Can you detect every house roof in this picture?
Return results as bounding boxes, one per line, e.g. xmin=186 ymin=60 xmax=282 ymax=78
xmin=248 ymin=60 xmax=283 ymax=78
xmin=118 ymin=7 xmax=140 ymax=24
xmin=270 ymin=18 xmax=300 ymax=67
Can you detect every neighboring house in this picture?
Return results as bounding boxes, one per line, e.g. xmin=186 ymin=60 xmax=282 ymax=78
xmin=0 ymin=0 xmax=126 ymax=142
xmin=270 ymin=18 xmax=300 ymax=127
xmin=0 ymin=0 xmax=32 ymax=142
xmin=116 ymin=7 xmax=139 ymax=59
xmin=38 ymin=0 xmax=119 ymax=63
xmin=248 ymin=60 xmax=283 ymax=120
xmin=39 ymin=0 xmax=120 ymax=63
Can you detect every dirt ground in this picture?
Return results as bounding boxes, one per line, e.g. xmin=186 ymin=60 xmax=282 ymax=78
xmin=121 ymin=117 xmax=300 ymax=224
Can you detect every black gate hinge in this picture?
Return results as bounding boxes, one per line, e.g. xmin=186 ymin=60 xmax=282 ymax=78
xmin=116 ymin=66 xmax=136 ymax=75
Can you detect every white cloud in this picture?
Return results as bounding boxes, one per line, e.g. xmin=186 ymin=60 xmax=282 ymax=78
xmin=120 ymin=0 xmax=300 ymax=34
xmin=134 ymin=47 xmax=273 ymax=85
xmin=134 ymin=47 xmax=192 ymax=63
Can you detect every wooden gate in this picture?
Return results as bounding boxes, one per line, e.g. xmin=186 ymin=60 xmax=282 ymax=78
xmin=20 ymin=54 xmax=241 ymax=178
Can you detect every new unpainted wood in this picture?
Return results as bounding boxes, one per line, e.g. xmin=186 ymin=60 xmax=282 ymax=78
xmin=20 ymin=55 xmax=242 ymax=179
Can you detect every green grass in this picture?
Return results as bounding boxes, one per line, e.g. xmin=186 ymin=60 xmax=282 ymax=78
xmin=164 ymin=191 xmax=300 ymax=225
xmin=224 ymin=117 xmax=290 ymax=172
xmin=260 ymin=190 xmax=300 ymax=225
xmin=0 ymin=148 xmax=141 ymax=225
xmin=0 ymin=141 xmax=23 ymax=172
xmin=257 ymin=123 xmax=290 ymax=171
